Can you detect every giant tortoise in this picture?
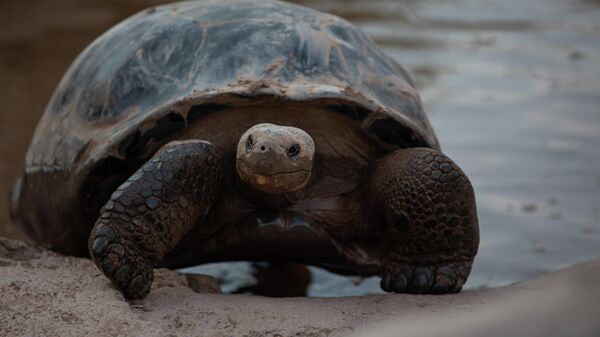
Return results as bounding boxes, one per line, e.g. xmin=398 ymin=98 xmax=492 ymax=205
xmin=10 ymin=0 xmax=479 ymax=299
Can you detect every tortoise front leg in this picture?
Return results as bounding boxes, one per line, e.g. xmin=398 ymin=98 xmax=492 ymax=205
xmin=88 ymin=140 xmax=223 ymax=299
xmin=368 ymin=148 xmax=479 ymax=294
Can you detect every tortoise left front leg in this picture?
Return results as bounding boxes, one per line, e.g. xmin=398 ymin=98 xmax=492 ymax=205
xmin=368 ymin=148 xmax=479 ymax=294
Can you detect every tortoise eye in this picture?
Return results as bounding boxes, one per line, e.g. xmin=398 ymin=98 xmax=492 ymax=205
xmin=287 ymin=144 xmax=300 ymax=157
xmin=245 ymin=136 xmax=254 ymax=151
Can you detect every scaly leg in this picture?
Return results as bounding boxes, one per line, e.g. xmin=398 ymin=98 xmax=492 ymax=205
xmin=88 ymin=140 xmax=223 ymax=299
xmin=368 ymin=148 xmax=479 ymax=294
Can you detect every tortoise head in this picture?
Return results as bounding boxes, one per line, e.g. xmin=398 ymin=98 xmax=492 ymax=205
xmin=236 ymin=123 xmax=315 ymax=194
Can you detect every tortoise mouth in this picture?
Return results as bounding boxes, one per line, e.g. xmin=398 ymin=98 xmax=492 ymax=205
xmin=236 ymin=159 xmax=311 ymax=194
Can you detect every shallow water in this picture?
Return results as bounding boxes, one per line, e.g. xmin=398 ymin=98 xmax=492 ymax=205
xmin=1 ymin=0 xmax=599 ymax=296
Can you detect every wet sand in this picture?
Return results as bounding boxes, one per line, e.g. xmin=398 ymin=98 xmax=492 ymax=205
xmin=1 ymin=0 xmax=599 ymax=294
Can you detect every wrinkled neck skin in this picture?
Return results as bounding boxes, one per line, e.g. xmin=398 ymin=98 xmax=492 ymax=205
xmin=235 ymin=123 xmax=316 ymax=195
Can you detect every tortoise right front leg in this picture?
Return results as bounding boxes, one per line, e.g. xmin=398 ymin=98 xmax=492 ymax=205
xmin=88 ymin=140 xmax=223 ymax=299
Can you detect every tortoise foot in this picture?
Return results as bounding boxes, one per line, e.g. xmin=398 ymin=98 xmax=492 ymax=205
xmin=380 ymin=261 xmax=471 ymax=294
xmin=89 ymin=226 xmax=153 ymax=299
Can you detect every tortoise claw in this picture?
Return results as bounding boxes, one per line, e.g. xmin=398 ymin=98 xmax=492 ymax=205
xmin=89 ymin=226 xmax=153 ymax=299
xmin=380 ymin=261 xmax=470 ymax=294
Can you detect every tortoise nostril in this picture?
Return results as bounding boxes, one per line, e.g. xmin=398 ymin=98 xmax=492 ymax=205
xmin=261 ymin=146 xmax=266 ymax=151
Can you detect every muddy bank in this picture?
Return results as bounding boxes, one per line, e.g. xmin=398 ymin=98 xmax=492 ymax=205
xmin=1 ymin=236 xmax=599 ymax=337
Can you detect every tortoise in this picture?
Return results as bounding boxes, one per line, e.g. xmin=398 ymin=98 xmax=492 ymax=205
xmin=10 ymin=0 xmax=479 ymax=299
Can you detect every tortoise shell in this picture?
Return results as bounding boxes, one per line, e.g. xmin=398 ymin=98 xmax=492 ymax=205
xmin=12 ymin=0 xmax=439 ymax=255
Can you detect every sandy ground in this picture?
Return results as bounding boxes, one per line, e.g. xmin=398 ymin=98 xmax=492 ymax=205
xmin=1 ymin=236 xmax=599 ymax=337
